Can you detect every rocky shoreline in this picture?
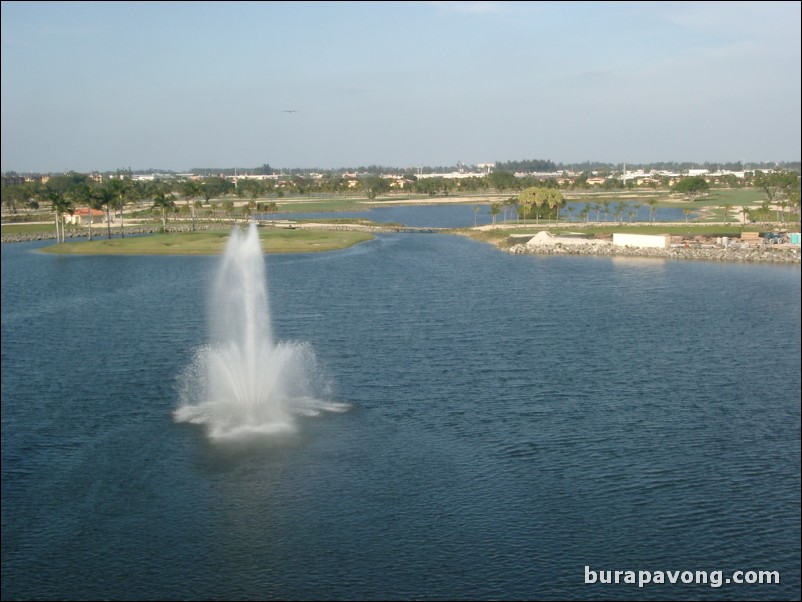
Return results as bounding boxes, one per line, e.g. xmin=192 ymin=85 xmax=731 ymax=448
xmin=0 ymin=221 xmax=430 ymax=244
xmin=0 ymin=222 xmax=245 ymax=244
xmin=506 ymin=241 xmax=800 ymax=264
xmin=3 ymin=225 xmax=800 ymax=265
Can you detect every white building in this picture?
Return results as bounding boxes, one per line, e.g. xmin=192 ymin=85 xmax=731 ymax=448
xmin=613 ymin=233 xmax=670 ymax=249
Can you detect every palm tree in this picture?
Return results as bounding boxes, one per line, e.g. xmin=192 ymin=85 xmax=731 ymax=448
xmin=646 ymin=199 xmax=658 ymax=224
xmin=516 ymin=188 xmax=537 ymax=223
xmin=152 ymin=191 xmax=175 ymax=228
xmin=67 ymin=182 xmax=95 ymax=240
xmin=474 ymin=205 xmax=480 ymax=227
xmin=182 ymin=181 xmax=202 ymax=231
xmin=264 ymin=201 xmax=278 ymax=224
xmin=508 ymin=197 xmax=519 ymax=224
xmin=631 ymin=202 xmax=642 ymax=223
xmin=682 ymin=207 xmax=693 ymax=223
xmin=738 ymin=206 xmax=750 ymax=225
xmin=602 ymin=200 xmax=611 ymax=223
xmin=722 ymin=204 xmax=733 ymax=224
xmin=591 ymin=202 xmax=602 ymax=224
xmin=108 ymin=178 xmax=134 ymax=237
xmin=759 ymin=201 xmax=772 ymax=226
xmin=532 ymin=191 xmax=546 ymax=224
xmin=614 ymin=202 xmax=626 ymax=224
xmin=93 ymin=182 xmax=116 ymax=239
xmin=547 ymin=194 xmax=561 ymax=223
xmin=45 ymin=188 xmax=72 ymax=243
xmin=489 ymin=202 xmax=501 ymax=227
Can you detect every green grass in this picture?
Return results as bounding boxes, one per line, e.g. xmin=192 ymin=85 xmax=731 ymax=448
xmin=40 ymin=228 xmax=374 ymax=255
xmin=269 ymin=198 xmax=369 ymax=213
xmin=702 ymin=188 xmax=767 ymax=205
xmin=1 ymin=223 xmax=84 ymax=235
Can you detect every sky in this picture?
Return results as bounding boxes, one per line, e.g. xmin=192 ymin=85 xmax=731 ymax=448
xmin=1 ymin=1 xmax=800 ymax=173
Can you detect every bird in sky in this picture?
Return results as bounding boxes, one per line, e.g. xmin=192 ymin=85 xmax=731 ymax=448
xmin=282 ymin=110 xmax=298 ymax=113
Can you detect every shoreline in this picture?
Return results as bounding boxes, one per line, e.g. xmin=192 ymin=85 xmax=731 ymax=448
xmin=3 ymin=222 xmax=799 ymax=265
xmin=504 ymin=240 xmax=800 ymax=264
xmin=1 ymin=224 xmax=168 ymax=244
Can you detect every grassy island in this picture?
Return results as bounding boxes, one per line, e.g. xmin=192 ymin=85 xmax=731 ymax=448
xmin=40 ymin=227 xmax=374 ymax=255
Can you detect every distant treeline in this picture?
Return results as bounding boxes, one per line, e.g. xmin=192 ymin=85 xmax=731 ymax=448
xmin=146 ymin=159 xmax=802 ymax=176
xmin=4 ymin=159 xmax=800 ymax=179
xmin=494 ymin=160 xmax=801 ymax=173
xmin=495 ymin=159 xmax=558 ymax=172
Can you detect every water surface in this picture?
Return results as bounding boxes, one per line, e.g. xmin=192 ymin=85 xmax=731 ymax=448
xmin=2 ymin=231 xmax=799 ymax=601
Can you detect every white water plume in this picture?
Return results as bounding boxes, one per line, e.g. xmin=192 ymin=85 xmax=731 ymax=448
xmin=174 ymin=222 xmax=347 ymax=441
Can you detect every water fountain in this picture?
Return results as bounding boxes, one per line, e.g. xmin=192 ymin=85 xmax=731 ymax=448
xmin=174 ymin=222 xmax=346 ymax=441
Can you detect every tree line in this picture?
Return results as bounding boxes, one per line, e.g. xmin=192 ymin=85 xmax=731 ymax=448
xmin=6 ymin=160 xmax=798 ymax=180
xmin=2 ymin=169 xmax=799 ymax=241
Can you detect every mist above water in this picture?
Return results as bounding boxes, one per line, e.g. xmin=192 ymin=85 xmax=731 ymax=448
xmin=174 ymin=222 xmax=346 ymax=441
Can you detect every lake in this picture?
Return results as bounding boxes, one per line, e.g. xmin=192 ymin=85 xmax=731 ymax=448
xmin=1 ymin=224 xmax=800 ymax=600
xmin=262 ymin=200 xmax=687 ymax=227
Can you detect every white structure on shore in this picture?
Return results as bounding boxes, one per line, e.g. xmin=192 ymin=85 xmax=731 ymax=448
xmin=525 ymin=231 xmax=610 ymax=248
xmin=613 ymin=233 xmax=671 ymax=249
xmin=524 ymin=232 xmax=672 ymax=250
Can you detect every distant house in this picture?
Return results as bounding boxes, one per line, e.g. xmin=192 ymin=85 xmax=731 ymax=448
xmin=65 ymin=208 xmax=106 ymax=225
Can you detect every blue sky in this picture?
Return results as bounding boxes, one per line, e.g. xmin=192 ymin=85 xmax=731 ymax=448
xmin=1 ymin=1 xmax=800 ymax=173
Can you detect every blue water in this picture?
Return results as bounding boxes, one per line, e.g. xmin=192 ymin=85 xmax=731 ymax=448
xmin=1 ymin=229 xmax=800 ymax=601
xmin=263 ymin=201 xmax=685 ymax=227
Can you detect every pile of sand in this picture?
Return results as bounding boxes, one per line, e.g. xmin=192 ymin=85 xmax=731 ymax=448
xmin=526 ymin=231 xmax=611 ymax=247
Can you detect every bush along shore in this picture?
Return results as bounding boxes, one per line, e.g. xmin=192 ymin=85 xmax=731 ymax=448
xmin=506 ymin=239 xmax=800 ymax=264
xmin=0 ymin=220 xmax=427 ymax=244
xmin=0 ymin=224 xmax=190 ymax=243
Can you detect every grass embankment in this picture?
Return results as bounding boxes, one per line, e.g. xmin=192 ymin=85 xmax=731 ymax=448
xmin=2 ymin=223 xmax=84 ymax=235
xmin=41 ymin=228 xmax=374 ymax=255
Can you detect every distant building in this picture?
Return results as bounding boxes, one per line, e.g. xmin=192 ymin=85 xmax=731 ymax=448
xmin=65 ymin=208 xmax=106 ymax=225
xmin=414 ymin=171 xmax=487 ymax=180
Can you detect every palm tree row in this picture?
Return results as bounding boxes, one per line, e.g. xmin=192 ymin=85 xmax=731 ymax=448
xmin=0 ymin=174 xmax=188 ymax=243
